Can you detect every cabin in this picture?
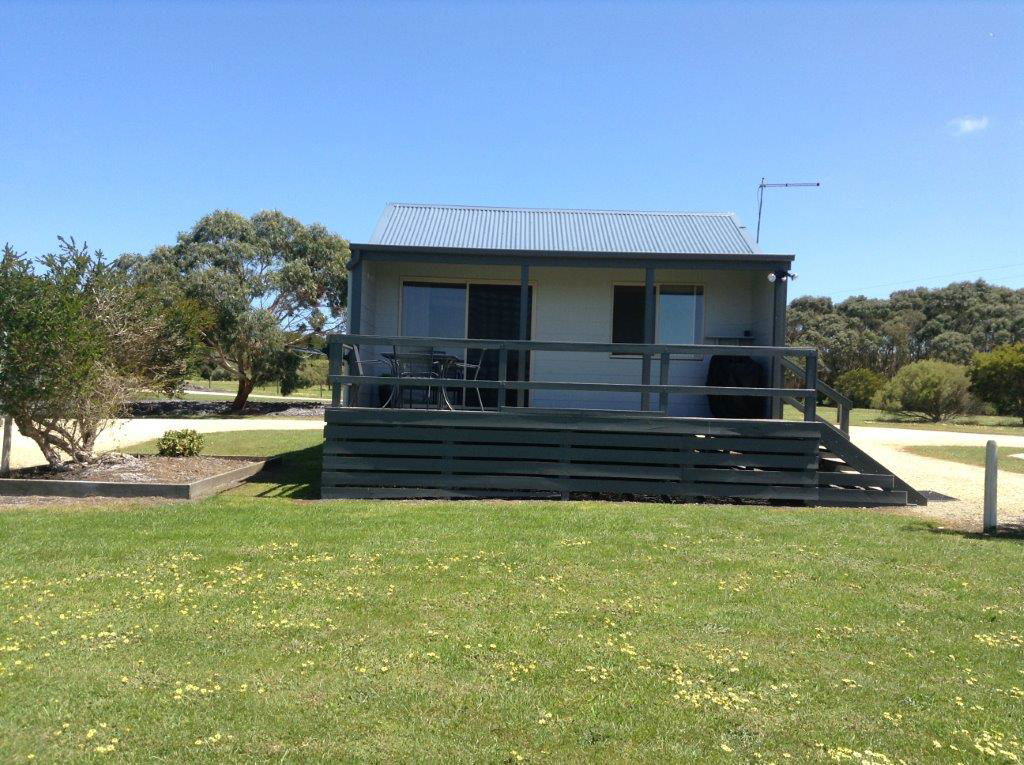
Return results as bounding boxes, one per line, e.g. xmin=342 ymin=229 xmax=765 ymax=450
xmin=322 ymin=203 xmax=924 ymax=507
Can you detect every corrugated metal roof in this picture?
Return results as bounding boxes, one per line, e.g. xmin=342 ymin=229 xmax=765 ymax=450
xmin=368 ymin=203 xmax=759 ymax=255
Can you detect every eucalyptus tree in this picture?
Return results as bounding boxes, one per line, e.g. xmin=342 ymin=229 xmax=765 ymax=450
xmin=122 ymin=210 xmax=350 ymax=411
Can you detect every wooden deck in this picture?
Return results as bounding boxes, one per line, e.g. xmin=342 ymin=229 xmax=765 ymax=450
xmin=321 ymin=407 xmax=913 ymax=506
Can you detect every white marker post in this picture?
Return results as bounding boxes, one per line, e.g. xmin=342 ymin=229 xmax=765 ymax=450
xmin=983 ymin=440 xmax=998 ymax=534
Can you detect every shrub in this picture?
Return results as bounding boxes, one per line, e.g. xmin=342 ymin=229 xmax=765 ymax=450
xmin=0 ymin=239 xmax=204 ymax=466
xmin=157 ymin=429 xmax=205 ymax=457
xmin=871 ymin=360 xmax=971 ymax=422
xmin=969 ymin=343 xmax=1024 ymax=424
xmin=833 ymin=368 xmax=885 ymax=409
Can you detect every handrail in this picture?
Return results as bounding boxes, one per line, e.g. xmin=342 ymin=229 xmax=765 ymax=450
xmin=331 ymin=334 xmax=817 ymax=358
xmin=781 ymin=357 xmax=851 ymax=435
xmin=331 ymin=374 xmax=813 ymax=399
xmin=328 ymin=334 xmax=820 ymax=420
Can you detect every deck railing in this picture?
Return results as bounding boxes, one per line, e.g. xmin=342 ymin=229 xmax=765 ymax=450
xmin=328 ymin=334 xmax=820 ymax=421
xmin=780 ymin=357 xmax=852 ymax=436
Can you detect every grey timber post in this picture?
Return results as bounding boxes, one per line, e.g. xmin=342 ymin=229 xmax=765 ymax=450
xmin=770 ymin=272 xmax=788 ymax=419
xmin=984 ymin=440 xmax=998 ymax=533
xmin=659 ymin=351 xmax=670 ymax=413
xmin=329 ymin=337 xmax=343 ymax=407
xmin=349 ymin=261 xmax=363 ymax=334
xmin=641 ymin=267 xmax=655 ymax=411
xmin=497 ymin=346 xmax=508 ymax=411
xmin=517 ymin=264 xmax=529 ymax=407
xmin=343 ymin=262 xmax=364 ymax=408
xmin=803 ymin=353 xmax=817 ymax=422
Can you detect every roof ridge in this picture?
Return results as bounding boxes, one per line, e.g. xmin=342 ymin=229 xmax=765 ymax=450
xmin=387 ymin=202 xmax=738 ymax=218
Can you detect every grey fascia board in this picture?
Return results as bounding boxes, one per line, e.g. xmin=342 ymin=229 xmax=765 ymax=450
xmin=349 ymin=243 xmax=794 ymax=270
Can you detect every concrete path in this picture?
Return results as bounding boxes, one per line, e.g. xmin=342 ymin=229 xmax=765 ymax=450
xmin=850 ymin=426 xmax=1024 ymax=530
xmin=2 ymin=417 xmax=323 ymax=470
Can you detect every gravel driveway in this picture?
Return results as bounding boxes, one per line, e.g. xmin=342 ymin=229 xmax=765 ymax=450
xmin=851 ymin=425 xmax=1024 ymax=531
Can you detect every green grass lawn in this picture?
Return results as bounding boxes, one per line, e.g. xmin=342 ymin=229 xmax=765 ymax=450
xmin=185 ymin=379 xmax=330 ymax=400
xmin=784 ymin=403 xmax=1024 ymax=437
xmin=904 ymin=445 xmax=1024 ymax=475
xmin=2 ymin=430 xmax=1023 ymax=762
xmin=134 ymin=429 xmax=325 ymax=499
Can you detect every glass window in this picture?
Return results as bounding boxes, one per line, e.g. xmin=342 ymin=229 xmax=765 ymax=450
xmin=612 ymin=284 xmax=704 ymax=352
xmin=401 ymin=282 xmax=466 ymax=338
xmin=657 ymin=285 xmax=704 ymax=345
xmin=612 ymin=286 xmax=645 ymax=344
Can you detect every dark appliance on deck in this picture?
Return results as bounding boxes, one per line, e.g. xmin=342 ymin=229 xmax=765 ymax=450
xmin=706 ymin=355 xmax=768 ymax=419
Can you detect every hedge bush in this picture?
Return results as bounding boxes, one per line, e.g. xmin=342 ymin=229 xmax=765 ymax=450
xmin=872 ymin=360 xmax=971 ymax=422
xmin=833 ymin=368 xmax=886 ymax=409
xmin=156 ymin=429 xmax=205 ymax=457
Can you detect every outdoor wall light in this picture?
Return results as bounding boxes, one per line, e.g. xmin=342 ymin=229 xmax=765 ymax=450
xmin=767 ymin=270 xmax=797 ymax=283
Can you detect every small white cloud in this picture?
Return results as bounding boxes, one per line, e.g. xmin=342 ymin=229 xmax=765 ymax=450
xmin=949 ymin=116 xmax=989 ymax=135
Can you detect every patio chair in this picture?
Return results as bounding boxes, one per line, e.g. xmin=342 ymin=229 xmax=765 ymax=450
xmin=446 ymin=348 xmax=489 ymax=410
xmin=344 ymin=345 xmax=395 ymax=408
xmin=390 ymin=345 xmax=441 ymax=409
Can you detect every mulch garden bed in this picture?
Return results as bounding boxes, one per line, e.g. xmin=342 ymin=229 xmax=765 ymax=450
xmin=16 ymin=454 xmax=250 ymax=483
xmin=0 ymin=453 xmax=276 ymax=501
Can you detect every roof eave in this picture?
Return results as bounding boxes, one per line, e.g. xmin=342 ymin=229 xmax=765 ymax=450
xmin=349 ymin=243 xmax=794 ymax=269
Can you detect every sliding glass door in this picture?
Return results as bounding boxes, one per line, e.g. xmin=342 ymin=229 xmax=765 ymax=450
xmin=400 ymin=282 xmax=466 ymax=339
xmin=400 ymin=281 xmax=532 ymax=407
xmin=467 ymin=284 xmax=532 ymax=407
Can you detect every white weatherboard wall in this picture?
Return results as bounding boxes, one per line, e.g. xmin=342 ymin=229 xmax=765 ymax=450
xmin=360 ymin=261 xmax=775 ymax=416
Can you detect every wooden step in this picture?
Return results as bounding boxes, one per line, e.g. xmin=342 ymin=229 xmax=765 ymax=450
xmin=817 ymin=472 xmax=895 ymax=490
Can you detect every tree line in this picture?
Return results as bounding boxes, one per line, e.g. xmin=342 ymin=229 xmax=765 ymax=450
xmin=787 ymin=281 xmax=1024 ymax=422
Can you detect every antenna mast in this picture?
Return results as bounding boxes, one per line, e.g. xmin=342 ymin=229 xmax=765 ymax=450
xmin=756 ymin=178 xmax=821 ymax=243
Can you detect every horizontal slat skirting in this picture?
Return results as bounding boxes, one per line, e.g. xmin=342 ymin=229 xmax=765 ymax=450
xmin=323 ymin=456 xmax=679 ymax=480
xmin=313 ymin=408 xmax=930 ymax=504
xmin=323 ymin=447 xmax=816 ymax=471
xmin=321 ymin=471 xmax=818 ymax=501
xmin=325 ymin=408 xmax=822 ymax=439
xmin=324 ymin=427 xmax=819 ymax=455
xmin=323 ymin=441 xmax=817 ymax=464
xmin=321 ymin=455 xmax=813 ymax=484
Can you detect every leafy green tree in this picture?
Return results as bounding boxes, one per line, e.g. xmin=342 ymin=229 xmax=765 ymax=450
xmin=0 ymin=239 xmax=204 ymax=465
xmin=786 ymin=297 xmax=878 ymax=379
xmin=833 ymin=368 xmax=885 ymax=409
xmin=120 ymin=210 xmax=350 ymax=411
xmin=969 ymin=344 xmax=1024 ymax=424
xmin=928 ymin=331 xmax=975 ymax=366
xmin=789 ymin=281 xmax=1024 ymax=380
xmin=872 ymin=360 xmax=971 ymax=422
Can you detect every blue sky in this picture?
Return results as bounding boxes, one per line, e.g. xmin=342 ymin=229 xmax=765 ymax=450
xmin=1 ymin=0 xmax=1021 ymax=300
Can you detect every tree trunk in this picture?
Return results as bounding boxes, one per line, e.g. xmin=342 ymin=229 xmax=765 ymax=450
xmin=1 ymin=414 xmax=12 ymax=477
xmin=231 ymin=378 xmax=255 ymax=412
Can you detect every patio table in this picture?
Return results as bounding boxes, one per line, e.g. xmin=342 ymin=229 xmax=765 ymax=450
xmin=381 ymin=351 xmax=463 ymax=409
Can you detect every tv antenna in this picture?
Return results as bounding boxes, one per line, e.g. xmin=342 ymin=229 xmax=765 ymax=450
xmin=756 ymin=178 xmax=821 ymax=243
